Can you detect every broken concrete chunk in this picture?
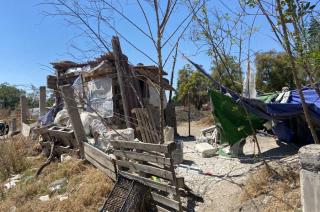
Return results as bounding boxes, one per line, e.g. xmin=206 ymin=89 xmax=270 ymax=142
xmin=195 ymin=143 xmax=217 ymax=158
xmin=39 ymin=195 xmax=50 ymax=202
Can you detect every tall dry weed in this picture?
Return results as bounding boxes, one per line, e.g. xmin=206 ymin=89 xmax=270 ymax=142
xmin=0 ymin=136 xmax=32 ymax=181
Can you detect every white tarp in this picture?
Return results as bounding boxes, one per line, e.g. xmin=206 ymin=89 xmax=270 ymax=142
xmin=87 ymin=77 xmax=113 ymax=117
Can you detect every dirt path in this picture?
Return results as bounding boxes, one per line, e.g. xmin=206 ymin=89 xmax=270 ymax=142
xmin=176 ymin=121 xmax=298 ymax=212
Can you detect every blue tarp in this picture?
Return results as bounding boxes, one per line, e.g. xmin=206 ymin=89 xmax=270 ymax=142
xmin=266 ymin=88 xmax=320 ymax=125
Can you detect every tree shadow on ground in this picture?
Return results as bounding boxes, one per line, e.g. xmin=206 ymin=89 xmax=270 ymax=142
xmin=239 ymin=140 xmax=298 ymax=164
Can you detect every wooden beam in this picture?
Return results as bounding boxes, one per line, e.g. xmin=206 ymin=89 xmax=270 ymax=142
xmin=155 ymin=205 xmax=171 ymax=212
xmin=85 ymin=154 xmax=116 ymax=181
xmin=83 ymin=142 xmax=116 ymax=171
xmin=114 ymin=150 xmax=171 ymax=166
xmin=20 ymin=95 xmax=28 ymax=124
xmin=112 ymin=36 xmax=131 ymax=128
xmin=151 ymin=192 xmax=180 ymax=211
xmin=47 ymin=75 xmax=57 ymax=90
xmin=61 ymin=85 xmax=85 ymax=159
xmin=116 ymin=160 xmax=173 ymax=180
xmin=110 ymin=141 xmax=176 ymax=154
xmin=119 ymin=171 xmax=176 ymax=194
xmin=39 ymin=86 xmax=46 ymax=116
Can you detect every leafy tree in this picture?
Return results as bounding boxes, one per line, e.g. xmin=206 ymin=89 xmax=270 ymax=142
xmin=175 ymin=65 xmax=212 ymax=110
xmin=307 ymin=15 xmax=320 ymax=80
xmin=176 ymin=64 xmax=192 ymax=104
xmin=255 ymin=51 xmax=296 ymax=92
xmin=0 ymin=83 xmax=25 ymax=109
xmin=211 ymin=56 xmax=242 ymax=93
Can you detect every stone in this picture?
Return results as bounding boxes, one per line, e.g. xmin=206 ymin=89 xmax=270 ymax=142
xmin=299 ymin=144 xmax=320 ymax=212
xmin=49 ymin=178 xmax=67 ymax=192
xmin=60 ymin=154 xmax=72 ymax=163
xmin=195 ymin=143 xmax=217 ymax=158
xmin=39 ymin=195 xmax=50 ymax=202
xmin=164 ymin=126 xmax=174 ymax=143
xmin=299 ymin=144 xmax=320 ymax=172
xmin=10 ymin=206 xmax=16 ymax=212
xmin=57 ymin=194 xmax=68 ymax=201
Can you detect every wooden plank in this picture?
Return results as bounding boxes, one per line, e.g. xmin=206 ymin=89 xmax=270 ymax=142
xmin=85 ymin=154 xmax=116 ymax=181
xmin=151 ymin=192 xmax=180 ymax=211
xmin=132 ymin=109 xmax=148 ymax=143
xmin=139 ymin=109 xmax=154 ymax=143
xmin=61 ymin=85 xmax=86 ymax=158
xmin=143 ymin=109 xmax=159 ymax=144
xmin=83 ymin=142 xmax=115 ymax=170
xmin=119 ymin=171 xmax=176 ymax=194
xmin=116 ymin=160 xmax=173 ymax=180
xmin=114 ymin=150 xmax=171 ymax=166
xmin=139 ymin=109 xmax=153 ymax=143
xmin=155 ymin=205 xmax=171 ymax=212
xmin=110 ymin=141 xmax=176 ymax=153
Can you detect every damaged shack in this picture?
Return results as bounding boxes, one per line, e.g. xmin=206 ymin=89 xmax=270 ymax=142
xmin=31 ymin=37 xmax=186 ymax=212
xmin=44 ymin=51 xmax=174 ymax=149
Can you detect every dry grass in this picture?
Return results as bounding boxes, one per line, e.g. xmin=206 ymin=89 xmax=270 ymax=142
xmin=0 ymin=109 xmax=11 ymax=120
xmin=240 ymin=165 xmax=301 ymax=212
xmin=0 ymin=157 xmax=113 ymax=212
xmin=0 ymin=136 xmax=36 ymax=181
xmin=197 ymin=116 xmax=214 ymax=126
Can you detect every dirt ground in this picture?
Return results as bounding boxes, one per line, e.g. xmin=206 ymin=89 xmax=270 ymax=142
xmin=176 ymin=120 xmax=299 ymax=212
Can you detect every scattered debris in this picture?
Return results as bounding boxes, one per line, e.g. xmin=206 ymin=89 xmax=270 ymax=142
xmin=195 ymin=142 xmax=217 ymax=158
xmin=39 ymin=195 xmax=50 ymax=202
xmin=48 ymin=178 xmax=67 ymax=193
xmin=3 ymin=174 xmax=23 ymax=190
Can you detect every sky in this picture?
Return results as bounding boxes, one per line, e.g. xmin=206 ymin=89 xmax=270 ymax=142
xmin=0 ymin=0 xmax=284 ymax=92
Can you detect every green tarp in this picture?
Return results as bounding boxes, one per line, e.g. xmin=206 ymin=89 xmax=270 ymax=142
xmin=256 ymin=92 xmax=278 ymax=103
xmin=209 ymin=90 xmax=266 ymax=145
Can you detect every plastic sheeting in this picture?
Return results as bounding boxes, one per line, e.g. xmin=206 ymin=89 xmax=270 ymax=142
xmin=147 ymin=81 xmax=167 ymax=109
xmin=87 ymin=77 xmax=113 ymax=118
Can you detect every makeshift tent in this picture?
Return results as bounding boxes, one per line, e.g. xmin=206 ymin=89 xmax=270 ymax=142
xmin=209 ymin=90 xmax=265 ymax=145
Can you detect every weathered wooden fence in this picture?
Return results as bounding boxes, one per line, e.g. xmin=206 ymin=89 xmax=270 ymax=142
xmin=110 ymin=140 xmax=183 ymax=212
xmin=83 ymin=142 xmax=117 ymax=181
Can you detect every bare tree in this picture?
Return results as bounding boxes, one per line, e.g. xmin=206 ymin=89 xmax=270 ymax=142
xmin=43 ymin=0 xmax=204 ymax=143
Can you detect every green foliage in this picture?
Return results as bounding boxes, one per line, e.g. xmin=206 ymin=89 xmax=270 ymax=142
xmin=307 ymin=15 xmax=320 ymax=79
xmin=0 ymin=83 xmax=25 ymax=109
xmin=176 ymin=65 xmax=212 ymax=110
xmin=255 ymin=51 xmax=305 ymax=92
xmin=211 ymin=56 xmax=242 ymax=93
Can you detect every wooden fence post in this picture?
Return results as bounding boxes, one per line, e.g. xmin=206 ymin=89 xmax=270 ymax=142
xmin=10 ymin=118 xmax=17 ymax=135
xmin=39 ymin=86 xmax=46 ymax=116
xmin=112 ymin=36 xmax=131 ymax=128
xmin=20 ymin=95 xmax=27 ymax=124
xmin=61 ymin=85 xmax=85 ymax=159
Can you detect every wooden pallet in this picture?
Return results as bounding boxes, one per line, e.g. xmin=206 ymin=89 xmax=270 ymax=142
xmin=132 ymin=107 xmax=160 ymax=144
xmin=111 ymin=140 xmax=183 ymax=212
